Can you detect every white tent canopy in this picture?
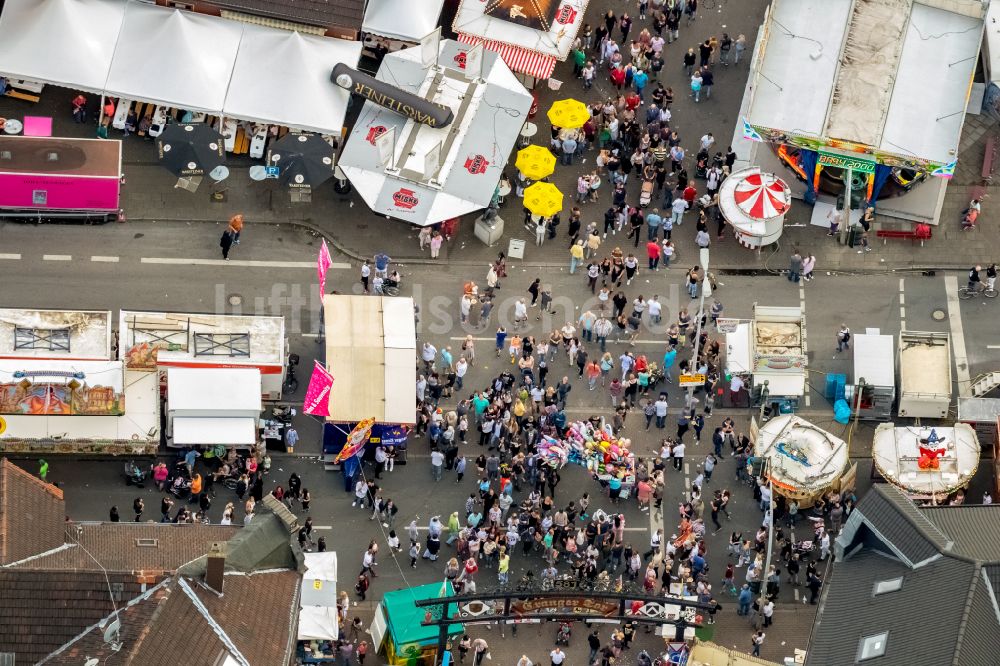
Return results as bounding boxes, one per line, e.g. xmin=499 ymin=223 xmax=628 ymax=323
xmin=299 ymin=551 xmax=339 ymax=641
xmin=0 ymin=0 xmax=361 ymax=135
xmin=0 ymin=0 xmax=126 ymax=93
xmin=105 ymin=2 xmax=244 ymax=114
xmin=363 ymin=0 xmax=444 ymax=43
xmin=226 ymin=26 xmax=361 ymax=136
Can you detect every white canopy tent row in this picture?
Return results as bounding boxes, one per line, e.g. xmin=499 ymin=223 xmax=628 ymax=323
xmin=362 ymin=0 xmax=445 ymax=44
xmin=0 ymin=0 xmax=362 ymax=136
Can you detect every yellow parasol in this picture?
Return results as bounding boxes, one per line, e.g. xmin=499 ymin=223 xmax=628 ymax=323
xmin=547 ymin=99 xmax=590 ymax=129
xmin=523 ymin=182 xmax=564 ymax=217
xmin=514 ymin=145 xmax=556 ymax=181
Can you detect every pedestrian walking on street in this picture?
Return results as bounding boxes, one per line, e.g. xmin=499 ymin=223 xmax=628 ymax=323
xmin=788 ymin=250 xmax=802 ymax=282
xmin=360 ymin=260 xmax=371 ymax=293
xmin=133 ymin=497 xmax=144 ymax=522
xmin=219 ymin=227 xmax=235 ymax=260
xmin=228 ymin=214 xmax=244 ymax=244
xmin=836 ymin=324 xmax=851 ymax=353
xmin=751 ymin=630 xmax=766 ymax=657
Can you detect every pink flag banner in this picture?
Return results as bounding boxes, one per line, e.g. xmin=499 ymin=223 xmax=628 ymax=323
xmin=302 ymin=361 xmax=334 ymax=416
xmin=317 ymin=239 xmax=333 ymax=297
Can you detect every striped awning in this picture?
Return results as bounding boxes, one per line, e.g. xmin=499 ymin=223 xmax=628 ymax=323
xmin=456 ymin=33 xmax=557 ymax=80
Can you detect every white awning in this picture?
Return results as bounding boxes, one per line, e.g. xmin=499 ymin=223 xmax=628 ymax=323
xmin=166 ymin=367 xmax=262 ymax=415
xmin=0 ymin=0 xmax=126 ymax=94
xmin=172 ymin=416 xmax=257 ymax=445
xmin=105 ymin=2 xmax=245 ymax=114
xmin=363 ymin=0 xmax=444 ymax=43
xmin=298 ymin=606 xmax=339 ymax=641
xmin=225 ymin=26 xmax=362 ymax=135
xmin=757 ymin=373 xmax=805 ymax=397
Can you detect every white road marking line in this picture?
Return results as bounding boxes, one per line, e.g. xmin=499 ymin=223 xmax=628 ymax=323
xmin=91 ymin=255 xmax=120 ymax=263
xmin=448 ymin=336 xmax=667 ymax=345
xmin=43 ymin=254 xmax=72 ymax=261
xmin=899 ymin=279 xmax=906 ymax=330
xmin=899 ymin=307 xmax=905 ymax=319
xmin=0 ymin=253 xmax=21 ymax=260
xmin=987 ymin=345 xmax=1000 ymax=350
xmin=944 ymin=275 xmax=972 ymax=397
xmin=141 ymin=257 xmax=351 ymax=269
xmin=898 ymin=293 xmax=905 ymax=305
xmin=301 ymin=333 xmax=320 ymax=338
xmin=314 ymin=525 xmax=334 ymax=530
xmin=899 ymin=278 xmax=905 ymax=291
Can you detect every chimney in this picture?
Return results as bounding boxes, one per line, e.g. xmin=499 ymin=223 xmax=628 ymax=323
xmin=205 ymin=542 xmax=226 ymax=594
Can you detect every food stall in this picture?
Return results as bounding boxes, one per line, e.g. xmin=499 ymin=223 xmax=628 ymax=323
xmin=726 ymin=305 xmax=807 ymax=415
xmin=717 ymin=167 xmax=791 ymax=249
xmin=338 ymin=39 xmax=532 ymax=226
xmin=750 ymin=414 xmax=853 ymax=507
xmin=165 ymin=367 xmax=261 ymax=450
xmin=872 ymin=424 xmax=980 ymax=503
xmin=452 ymin=0 xmax=591 ymax=85
xmin=119 ymin=310 xmax=287 ymax=401
xmin=297 ymin=552 xmax=340 ymax=664
xmin=322 ymin=295 xmax=416 ymax=476
xmin=370 ymin=583 xmax=463 ymax=666
xmin=848 ymin=333 xmax=895 ymax=420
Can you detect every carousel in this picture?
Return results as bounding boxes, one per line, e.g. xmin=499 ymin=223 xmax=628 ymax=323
xmin=872 ymin=423 xmax=981 ymax=503
xmin=718 ymin=167 xmax=791 ymax=250
xmin=752 ymin=414 xmax=850 ymax=507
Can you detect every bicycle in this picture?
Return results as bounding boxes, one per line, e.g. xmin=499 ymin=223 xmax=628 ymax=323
xmin=958 ymin=283 xmax=998 ymax=299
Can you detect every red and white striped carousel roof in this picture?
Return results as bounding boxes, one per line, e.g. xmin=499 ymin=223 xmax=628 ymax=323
xmin=732 ymin=171 xmax=791 ymax=220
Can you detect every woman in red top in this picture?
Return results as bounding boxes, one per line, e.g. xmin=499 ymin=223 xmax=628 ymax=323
xmin=610 ymin=66 xmax=626 ymax=91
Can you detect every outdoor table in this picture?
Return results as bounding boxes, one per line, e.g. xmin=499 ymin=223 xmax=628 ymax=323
xmin=497 ymin=181 xmax=512 ymax=205
xmin=249 ymin=126 xmax=268 ymax=159
xmin=3 ymin=118 xmax=23 ymax=134
xmin=112 ymin=99 xmax=131 ymax=130
xmin=222 ymin=118 xmax=237 ymax=152
xmin=519 ymin=121 xmax=538 ymax=147
xmin=148 ymin=106 xmax=168 ymax=138
xmin=22 ymin=116 xmax=51 ymax=136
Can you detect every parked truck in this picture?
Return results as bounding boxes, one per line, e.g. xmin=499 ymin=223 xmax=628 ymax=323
xmin=897 ymin=330 xmax=952 ymax=419
xmin=0 ymin=136 xmax=122 ymax=223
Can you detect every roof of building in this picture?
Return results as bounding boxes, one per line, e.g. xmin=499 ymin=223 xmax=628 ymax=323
xmin=208 ymin=0 xmax=364 ymax=31
xmin=40 ymin=571 xmax=301 ymax=665
xmin=0 ymin=458 xmax=64 ymax=565
xmin=7 ymin=522 xmax=239 ymax=573
xmin=807 ymin=485 xmax=1000 ymax=666
xmin=0 ymin=569 xmax=148 ymax=665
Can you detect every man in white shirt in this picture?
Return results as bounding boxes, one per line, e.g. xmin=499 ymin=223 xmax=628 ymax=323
xmin=729 ymin=374 xmax=744 ymax=407
xmin=456 ymin=357 xmax=469 ymax=389
xmin=550 ymin=647 xmax=566 ymax=665
xmin=700 ymin=132 xmax=715 ymax=152
xmin=430 ymin=449 xmax=445 ymax=481
xmin=647 ymin=296 xmax=662 ymax=324
xmin=671 ymin=197 xmax=689 ymax=226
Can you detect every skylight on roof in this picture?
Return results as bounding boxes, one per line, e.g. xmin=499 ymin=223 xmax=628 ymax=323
xmin=858 ymin=632 xmax=888 ymax=661
xmin=872 ymin=577 xmax=903 ymax=595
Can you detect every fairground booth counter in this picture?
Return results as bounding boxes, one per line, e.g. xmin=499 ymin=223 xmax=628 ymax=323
xmin=733 ymin=0 xmax=985 ymax=228
xmin=725 ymin=305 xmax=807 ymax=414
xmin=370 ymin=583 xmax=462 ymax=666
xmin=0 ymin=308 xmax=157 ymax=454
xmin=321 ymin=295 xmax=416 ymax=481
xmin=750 ymin=414 xmax=855 ymax=508
xmin=873 ymin=424 xmax=981 ymax=504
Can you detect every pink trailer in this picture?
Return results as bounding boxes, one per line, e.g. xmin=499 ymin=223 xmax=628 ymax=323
xmin=0 ymin=136 xmax=122 ymax=223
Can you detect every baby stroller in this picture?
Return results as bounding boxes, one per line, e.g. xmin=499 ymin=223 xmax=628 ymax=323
xmin=639 ymin=179 xmax=654 ymax=208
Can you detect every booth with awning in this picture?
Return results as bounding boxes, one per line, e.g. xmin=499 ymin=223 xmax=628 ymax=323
xmin=339 ymin=39 xmax=531 ymax=225
xmin=452 ymin=0 xmax=590 ymax=81
xmin=298 ymin=551 xmax=339 ymax=653
xmin=0 ymin=0 xmax=362 ymax=136
xmin=322 ymin=295 xmax=416 ymax=471
xmin=165 ymin=367 xmax=262 ymax=449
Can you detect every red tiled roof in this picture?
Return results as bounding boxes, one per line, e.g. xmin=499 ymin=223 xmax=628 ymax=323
xmin=9 ymin=522 xmax=239 ymax=573
xmin=0 ymin=458 xmax=64 ymax=565
xmin=0 ymin=569 xmax=148 ymax=665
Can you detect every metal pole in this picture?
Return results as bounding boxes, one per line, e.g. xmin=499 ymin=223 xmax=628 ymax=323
xmin=848 ymin=377 xmax=865 ymax=452
xmin=687 ymin=249 xmax=711 ymax=408
xmin=838 ymin=166 xmax=852 ymax=245
xmin=758 ymin=470 xmax=774 ymax=630
xmin=758 ymin=380 xmax=770 ymax=422
xmin=436 ymin=623 xmax=450 ymax=666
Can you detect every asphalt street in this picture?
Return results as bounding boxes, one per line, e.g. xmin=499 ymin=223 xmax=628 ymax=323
xmin=3 ymin=217 xmax=998 ymax=663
